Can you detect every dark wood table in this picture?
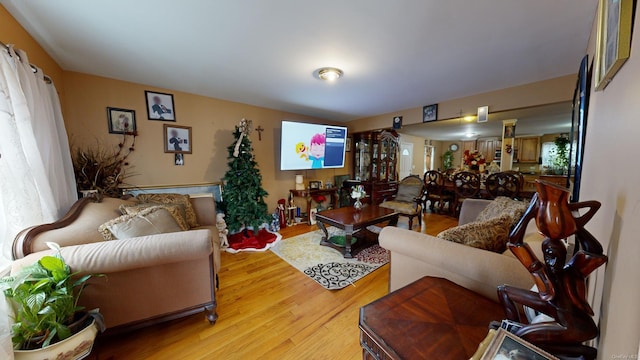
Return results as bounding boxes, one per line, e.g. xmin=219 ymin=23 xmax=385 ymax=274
xmin=359 ymin=276 xmax=505 ymax=360
xmin=314 ymin=205 xmax=398 ymax=258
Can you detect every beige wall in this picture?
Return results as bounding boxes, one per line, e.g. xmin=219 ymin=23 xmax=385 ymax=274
xmin=582 ymin=4 xmax=640 ymax=358
xmin=62 ymin=72 xmax=350 ymax=205
xmin=0 ymin=5 xmax=64 ymax=97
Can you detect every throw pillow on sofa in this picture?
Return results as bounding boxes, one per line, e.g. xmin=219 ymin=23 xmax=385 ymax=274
xmin=475 ymin=196 xmax=528 ymax=227
xmin=136 ymin=193 xmax=200 ymax=228
xmin=98 ymin=206 xmax=184 ymax=240
xmin=119 ymin=203 xmax=190 ymax=231
xmin=437 ymin=214 xmax=513 ymax=253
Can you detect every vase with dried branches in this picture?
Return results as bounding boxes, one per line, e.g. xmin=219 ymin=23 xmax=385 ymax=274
xmin=72 ymin=131 xmax=137 ymax=200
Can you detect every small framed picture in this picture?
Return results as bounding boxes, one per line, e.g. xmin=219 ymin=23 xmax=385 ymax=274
xmin=145 ymin=90 xmax=176 ymax=121
xmin=164 ymin=124 xmax=192 ymax=154
xmin=107 ymin=107 xmax=136 ymax=134
xmin=504 ymin=125 xmax=516 ymax=138
xmin=423 ymin=104 xmax=438 ymax=122
xmin=174 ymin=153 xmax=184 ymax=166
xmin=480 ymin=329 xmax=559 ymax=360
xmin=392 ymin=116 xmax=402 ymax=129
xmin=309 ymin=181 xmax=322 ymax=190
xmin=477 ymin=106 xmax=489 ymax=123
xmin=345 ymin=137 xmax=352 ymax=152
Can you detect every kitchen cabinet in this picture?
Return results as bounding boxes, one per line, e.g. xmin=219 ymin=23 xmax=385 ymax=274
xmin=515 ymin=137 xmax=540 ymax=163
xmin=352 ymin=129 xmax=399 ymax=204
xmin=477 ymin=139 xmax=502 ymax=164
xmin=462 ymin=140 xmax=476 ymax=153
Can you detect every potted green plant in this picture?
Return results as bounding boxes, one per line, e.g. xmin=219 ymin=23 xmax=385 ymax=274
xmin=442 ymin=150 xmax=454 ymax=170
xmin=550 ymin=136 xmax=570 ymax=175
xmin=1 ymin=242 xmax=104 ymax=359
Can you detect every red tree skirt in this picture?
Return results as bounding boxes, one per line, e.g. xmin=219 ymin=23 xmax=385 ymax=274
xmin=225 ymin=228 xmax=282 ymax=253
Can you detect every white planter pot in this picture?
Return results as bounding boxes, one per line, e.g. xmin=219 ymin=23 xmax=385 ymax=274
xmin=13 ymin=319 xmax=99 ymax=360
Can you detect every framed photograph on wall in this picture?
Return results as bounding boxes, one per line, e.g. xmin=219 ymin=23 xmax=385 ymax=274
xmin=174 ymin=153 xmax=184 ymax=166
xmin=107 ymin=107 xmax=136 ymax=134
xmin=504 ymin=125 xmax=516 ymax=138
xmin=423 ymin=104 xmax=438 ymax=122
xmin=345 ymin=137 xmax=352 ymax=152
xmin=145 ymin=90 xmax=176 ymax=121
xmin=594 ymin=0 xmax=634 ymax=91
xmin=164 ymin=124 xmax=192 ymax=154
xmin=480 ymin=329 xmax=558 ymax=360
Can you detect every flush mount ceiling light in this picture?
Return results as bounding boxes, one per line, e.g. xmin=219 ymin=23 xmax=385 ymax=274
xmin=316 ymin=67 xmax=344 ymax=81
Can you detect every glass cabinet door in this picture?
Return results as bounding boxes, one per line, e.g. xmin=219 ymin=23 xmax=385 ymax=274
xmin=356 ymin=140 xmax=370 ymax=181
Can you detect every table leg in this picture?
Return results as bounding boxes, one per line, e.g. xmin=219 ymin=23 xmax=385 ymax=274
xmin=344 ymin=224 xmax=354 ymax=259
xmin=388 ymin=214 xmax=399 ymax=227
xmin=317 ymin=220 xmax=329 ymax=244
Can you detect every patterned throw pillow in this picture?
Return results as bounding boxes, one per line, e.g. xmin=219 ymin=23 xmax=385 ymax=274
xmin=476 ymin=196 xmax=528 ymax=227
xmin=119 ymin=203 xmax=189 ymax=231
xmin=136 ymin=193 xmax=200 ymax=228
xmin=437 ymin=214 xmax=513 ymax=253
xmin=98 ymin=206 xmax=183 ymax=240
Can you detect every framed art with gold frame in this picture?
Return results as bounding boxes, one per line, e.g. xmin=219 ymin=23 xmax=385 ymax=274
xmin=594 ymin=0 xmax=634 ymax=91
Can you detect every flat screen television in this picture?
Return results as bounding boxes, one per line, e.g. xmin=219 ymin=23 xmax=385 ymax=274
xmin=280 ymin=120 xmax=348 ymax=171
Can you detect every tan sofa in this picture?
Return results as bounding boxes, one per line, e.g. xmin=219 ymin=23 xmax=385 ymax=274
xmin=379 ymin=198 xmax=544 ymax=301
xmin=10 ymin=195 xmax=221 ymax=334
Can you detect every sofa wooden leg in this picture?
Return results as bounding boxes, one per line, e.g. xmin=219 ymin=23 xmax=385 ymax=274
xmin=205 ymin=304 xmax=218 ymax=325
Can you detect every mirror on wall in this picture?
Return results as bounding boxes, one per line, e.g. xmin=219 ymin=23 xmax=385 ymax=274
xmin=397 ymin=102 xmax=574 ymax=176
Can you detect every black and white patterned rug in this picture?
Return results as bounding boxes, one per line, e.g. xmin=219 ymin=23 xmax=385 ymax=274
xmin=270 ymin=228 xmax=389 ymax=290
xmin=303 ymin=262 xmax=378 ymax=290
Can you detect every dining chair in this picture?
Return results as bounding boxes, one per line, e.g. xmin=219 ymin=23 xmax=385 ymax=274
xmin=485 ymin=172 xmax=521 ymax=199
xmin=452 ymin=171 xmax=481 ymax=216
xmin=422 ymin=170 xmax=453 ymax=213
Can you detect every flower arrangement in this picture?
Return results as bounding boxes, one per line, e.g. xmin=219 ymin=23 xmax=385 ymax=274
xmin=312 ymin=194 xmax=326 ymax=210
xmin=463 ymin=149 xmax=486 ymax=167
xmin=350 ymin=185 xmax=366 ymax=200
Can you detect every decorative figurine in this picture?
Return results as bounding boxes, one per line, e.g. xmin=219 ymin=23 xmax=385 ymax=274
xmin=216 ymin=213 xmax=229 ymax=248
xmin=497 ymin=180 xmax=607 ymax=360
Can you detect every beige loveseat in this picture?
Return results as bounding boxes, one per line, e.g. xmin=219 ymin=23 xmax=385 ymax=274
xmin=380 ymin=198 xmax=543 ymax=301
xmin=10 ymin=195 xmax=221 ymax=333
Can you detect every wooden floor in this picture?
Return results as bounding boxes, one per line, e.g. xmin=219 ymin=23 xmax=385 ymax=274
xmin=89 ymin=211 xmax=458 ymax=360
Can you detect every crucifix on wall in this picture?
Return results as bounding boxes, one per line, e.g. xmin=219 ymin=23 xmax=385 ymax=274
xmin=255 ymin=126 xmax=264 ymax=141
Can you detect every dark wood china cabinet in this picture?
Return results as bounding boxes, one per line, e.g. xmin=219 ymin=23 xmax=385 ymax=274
xmin=351 ymin=130 xmax=399 ymax=204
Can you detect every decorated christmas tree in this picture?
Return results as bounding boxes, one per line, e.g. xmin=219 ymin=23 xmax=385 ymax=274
xmin=222 ymin=119 xmax=269 ymax=233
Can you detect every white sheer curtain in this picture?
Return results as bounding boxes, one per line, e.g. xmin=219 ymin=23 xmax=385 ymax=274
xmin=0 ymin=45 xmax=77 ymax=269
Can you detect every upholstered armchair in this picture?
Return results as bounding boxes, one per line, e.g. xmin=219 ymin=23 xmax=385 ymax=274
xmin=380 ymin=175 xmax=424 ymax=229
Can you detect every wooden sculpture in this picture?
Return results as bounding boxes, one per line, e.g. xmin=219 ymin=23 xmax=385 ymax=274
xmin=497 ymin=180 xmax=607 ymax=359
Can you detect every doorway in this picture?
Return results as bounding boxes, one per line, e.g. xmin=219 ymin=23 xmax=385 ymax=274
xmin=399 ymin=142 xmax=413 ymax=179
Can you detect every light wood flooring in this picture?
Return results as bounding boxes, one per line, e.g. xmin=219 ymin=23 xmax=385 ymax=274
xmin=89 ymin=211 xmax=458 ymax=360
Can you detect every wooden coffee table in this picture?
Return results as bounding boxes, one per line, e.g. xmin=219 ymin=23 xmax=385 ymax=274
xmin=359 ymin=276 xmax=505 ymax=360
xmin=314 ymin=205 xmax=398 ymax=258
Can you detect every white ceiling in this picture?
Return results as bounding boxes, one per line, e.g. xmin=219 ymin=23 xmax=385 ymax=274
xmin=2 ymin=0 xmax=597 ymax=122
xmin=399 ymin=102 xmax=573 ymax=141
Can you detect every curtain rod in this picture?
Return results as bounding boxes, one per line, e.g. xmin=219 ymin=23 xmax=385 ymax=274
xmin=1 ymin=40 xmax=53 ymax=84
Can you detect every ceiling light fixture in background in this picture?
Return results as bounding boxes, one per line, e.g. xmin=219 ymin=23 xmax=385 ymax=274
xmin=316 ymin=67 xmax=344 ymax=81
